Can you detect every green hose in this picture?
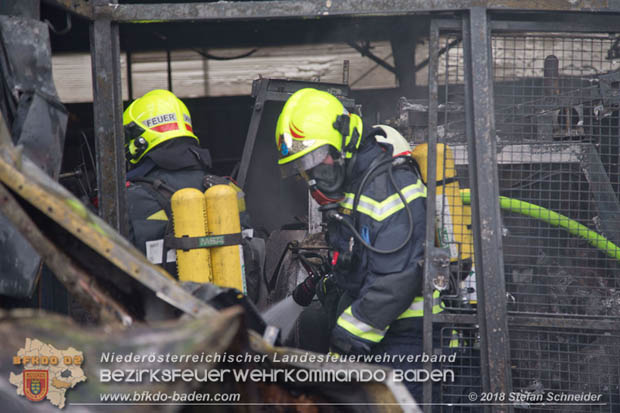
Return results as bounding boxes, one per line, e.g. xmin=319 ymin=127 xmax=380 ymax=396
xmin=460 ymin=189 xmax=620 ymax=261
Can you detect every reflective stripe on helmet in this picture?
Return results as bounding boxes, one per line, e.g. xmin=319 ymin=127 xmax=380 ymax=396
xmin=339 ymin=180 xmax=427 ymax=222
xmin=151 ymin=123 xmax=179 ymax=133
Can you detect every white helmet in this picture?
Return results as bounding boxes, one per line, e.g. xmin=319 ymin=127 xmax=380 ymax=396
xmin=373 ymin=124 xmax=411 ymax=156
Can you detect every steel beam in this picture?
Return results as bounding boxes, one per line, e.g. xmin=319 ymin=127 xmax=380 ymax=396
xmin=347 ymin=41 xmax=396 ymax=74
xmin=0 ymin=0 xmax=40 ymax=19
xmin=462 ymin=8 xmax=512 ymax=412
xmin=491 ymin=17 xmax=620 ymax=33
xmin=91 ymin=0 xmax=620 ymax=23
xmin=89 ymin=0 xmax=128 ymax=235
xmin=422 ymin=19 xmax=441 ymax=413
xmin=508 ymin=315 xmax=620 ymax=330
xmin=390 ymin=31 xmax=417 ymax=97
xmin=236 ymin=79 xmax=269 ymax=190
xmin=42 ymin=0 xmax=92 ymax=20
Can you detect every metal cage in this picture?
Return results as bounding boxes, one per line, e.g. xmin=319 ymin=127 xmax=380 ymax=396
xmin=425 ymin=14 xmax=620 ymax=413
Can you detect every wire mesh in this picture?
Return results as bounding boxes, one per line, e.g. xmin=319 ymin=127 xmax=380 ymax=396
xmin=493 ymin=33 xmax=620 ymax=317
xmin=439 ymin=325 xmax=482 ymax=413
xmin=432 ymin=33 xmax=476 ymax=313
xmin=428 ymin=25 xmax=620 ymax=412
xmin=510 ymin=327 xmax=620 ymax=412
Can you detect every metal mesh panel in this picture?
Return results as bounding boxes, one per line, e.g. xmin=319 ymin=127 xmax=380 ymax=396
xmin=493 ymin=34 xmax=620 ymax=317
xmin=428 ymin=23 xmax=620 ymax=411
xmin=439 ymin=325 xmax=482 ymax=413
xmin=510 ymin=327 xmax=620 ymax=412
xmin=433 ymin=34 xmax=476 ymax=313
xmin=433 ymin=33 xmax=483 ymax=412
xmin=492 ymin=32 xmax=620 ymax=413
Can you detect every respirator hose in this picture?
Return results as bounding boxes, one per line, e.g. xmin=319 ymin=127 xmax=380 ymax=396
xmin=330 ymin=156 xmax=415 ymax=255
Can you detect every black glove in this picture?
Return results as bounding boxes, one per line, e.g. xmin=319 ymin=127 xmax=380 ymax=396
xmin=316 ymin=275 xmax=343 ymax=331
xmin=316 ymin=275 xmax=335 ymax=304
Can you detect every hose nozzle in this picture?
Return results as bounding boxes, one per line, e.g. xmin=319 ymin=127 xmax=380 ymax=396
xmin=292 ymin=274 xmax=320 ymax=307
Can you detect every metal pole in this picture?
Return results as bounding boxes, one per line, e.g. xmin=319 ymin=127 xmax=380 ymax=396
xmin=166 ymin=48 xmax=173 ymax=92
xmin=422 ymin=19 xmax=440 ymax=412
xmin=390 ymin=29 xmax=417 ymax=97
xmin=462 ymin=8 xmax=512 ymax=412
xmin=89 ymin=0 xmax=128 ymax=236
xmin=236 ymin=79 xmax=269 ymax=189
xmin=126 ymin=51 xmax=133 ymax=101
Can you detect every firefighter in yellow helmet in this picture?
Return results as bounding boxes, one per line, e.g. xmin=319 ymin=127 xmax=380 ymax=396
xmin=275 ymin=88 xmax=437 ymax=401
xmin=124 ymin=89 xmax=213 ymax=274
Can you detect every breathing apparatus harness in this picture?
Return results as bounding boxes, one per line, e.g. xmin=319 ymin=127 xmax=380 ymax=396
xmin=320 ymin=118 xmax=420 ymax=255
xmin=291 ymin=121 xmax=420 ymax=306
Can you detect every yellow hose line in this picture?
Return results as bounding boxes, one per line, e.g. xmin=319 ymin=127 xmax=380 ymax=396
xmin=460 ymin=189 xmax=620 ymax=261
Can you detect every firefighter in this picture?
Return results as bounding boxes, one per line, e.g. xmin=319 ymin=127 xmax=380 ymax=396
xmin=123 ymin=89 xmax=213 ymax=274
xmin=275 ymin=88 xmax=441 ymax=400
xmin=124 ymin=89 xmax=264 ymax=306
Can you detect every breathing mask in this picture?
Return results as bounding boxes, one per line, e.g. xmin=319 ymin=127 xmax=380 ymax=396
xmin=280 ymin=145 xmax=346 ymax=205
xmin=300 ymin=156 xmax=345 ymax=205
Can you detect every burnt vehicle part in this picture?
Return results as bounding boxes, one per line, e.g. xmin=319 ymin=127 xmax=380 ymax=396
xmin=0 ymin=306 xmax=420 ymax=413
xmin=0 ymin=14 xmax=68 ymax=299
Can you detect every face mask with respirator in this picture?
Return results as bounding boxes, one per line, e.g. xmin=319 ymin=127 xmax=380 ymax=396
xmin=300 ymin=153 xmax=346 ymax=205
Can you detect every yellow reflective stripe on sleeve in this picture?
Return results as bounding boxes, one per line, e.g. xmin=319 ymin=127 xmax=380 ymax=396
xmin=146 ymin=209 xmax=168 ymax=221
xmin=339 ymin=180 xmax=426 ymax=222
xmin=397 ymin=290 xmax=443 ymax=319
xmin=336 ymin=306 xmax=387 ymax=343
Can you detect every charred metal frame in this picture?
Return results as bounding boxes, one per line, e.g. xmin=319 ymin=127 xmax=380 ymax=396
xmin=426 ymin=13 xmax=513 ymax=412
xmin=463 ymin=8 xmax=512 ymax=407
xmin=42 ymin=0 xmax=620 ymax=231
xmin=89 ymin=0 xmax=127 ymax=235
xmin=38 ymin=0 xmax=620 ymax=409
xmin=427 ymin=12 xmax=620 ymax=413
xmin=42 ymin=0 xmax=620 ymax=22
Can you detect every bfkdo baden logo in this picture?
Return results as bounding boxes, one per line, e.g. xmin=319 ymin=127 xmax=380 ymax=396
xmin=24 ymin=370 xmax=49 ymax=402
xmin=10 ymin=338 xmax=86 ymax=409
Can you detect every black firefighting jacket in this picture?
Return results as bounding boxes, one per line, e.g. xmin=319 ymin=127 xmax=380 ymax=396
xmin=327 ymin=135 xmax=440 ymax=354
xmin=126 ymin=138 xmax=212 ymax=271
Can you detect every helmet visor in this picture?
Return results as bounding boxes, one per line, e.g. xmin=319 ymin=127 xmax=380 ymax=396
xmin=279 ymin=145 xmax=330 ymax=178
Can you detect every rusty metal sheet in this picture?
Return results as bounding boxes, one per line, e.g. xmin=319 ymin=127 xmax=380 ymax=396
xmin=0 ymin=15 xmax=68 ymax=298
xmin=0 ymin=307 xmax=243 ymax=412
xmin=0 ymin=182 xmax=133 ymax=325
xmin=0 ymin=306 xmax=418 ymax=412
xmin=88 ymin=0 xmax=616 ymax=23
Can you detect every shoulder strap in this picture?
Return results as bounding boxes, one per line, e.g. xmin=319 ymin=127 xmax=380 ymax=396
xmin=351 ymin=152 xmax=392 ymax=228
xmin=130 ymin=177 xmax=176 ymax=220
xmin=129 ymin=177 xmax=178 ymax=271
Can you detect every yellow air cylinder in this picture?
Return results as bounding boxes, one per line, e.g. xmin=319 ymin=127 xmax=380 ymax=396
xmin=171 ymin=188 xmax=213 ymax=283
xmin=412 ymin=143 xmax=473 ymax=262
xmin=205 ymin=184 xmax=246 ymax=293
